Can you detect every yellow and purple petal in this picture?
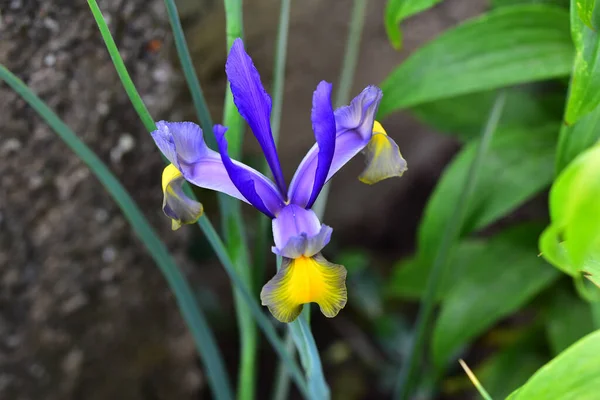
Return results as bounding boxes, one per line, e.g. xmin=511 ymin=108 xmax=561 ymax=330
xmin=260 ymin=254 xmax=347 ymax=323
xmin=358 ymin=121 xmax=407 ymax=184
xmin=226 ymin=39 xmax=287 ymax=195
xmin=151 ymin=121 xmax=285 ymax=218
xmin=288 ymin=86 xmax=383 ymax=207
xmin=161 ymin=164 xmax=203 ymax=230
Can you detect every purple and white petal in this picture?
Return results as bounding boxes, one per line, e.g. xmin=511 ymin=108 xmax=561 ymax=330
xmin=215 ymin=124 xmax=284 ymax=218
xmin=306 ymin=81 xmax=336 ymax=209
xmin=271 ymin=204 xmax=332 ymax=258
xmin=151 ymin=121 xmax=284 ymax=216
xmin=288 ymin=86 xmax=383 ymax=208
xmin=226 ymin=38 xmax=287 ymax=195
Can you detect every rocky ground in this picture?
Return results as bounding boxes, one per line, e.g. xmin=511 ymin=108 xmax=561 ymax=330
xmin=0 ymin=0 xmax=484 ymax=399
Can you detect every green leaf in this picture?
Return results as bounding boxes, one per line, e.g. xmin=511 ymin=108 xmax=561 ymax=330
xmin=386 ymin=241 xmax=485 ymax=300
xmin=418 ymin=124 xmax=558 ymax=264
xmin=378 ymin=5 xmax=573 ymax=118
xmin=507 ymin=330 xmax=600 ymax=399
xmin=384 ymin=0 xmax=442 ymax=49
xmin=431 ymin=224 xmax=559 ymax=368
xmin=575 ymin=0 xmax=600 ymax=30
xmin=491 ymin=0 xmax=569 ymax=7
xmin=565 ymin=1 xmax=600 ymax=124
xmin=555 ymin=103 xmax=600 ymax=174
xmin=412 ymin=87 xmax=564 ymax=141
xmin=550 ymin=146 xmax=600 ymax=269
xmin=545 ymin=287 xmax=594 ymax=355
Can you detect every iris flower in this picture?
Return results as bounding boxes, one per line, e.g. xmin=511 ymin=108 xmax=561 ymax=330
xmin=151 ymin=39 xmax=406 ymax=323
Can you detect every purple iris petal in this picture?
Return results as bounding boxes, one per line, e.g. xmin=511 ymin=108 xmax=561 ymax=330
xmin=215 ymin=124 xmax=282 ymax=218
xmin=226 ymin=38 xmax=287 ymax=195
xmin=306 ymin=81 xmax=336 ymax=209
xmin=271 ymin=204 xmax=332 ymax=258
xmin=288 ymin=86 xmax=383 ymax=207
xmin=151 ymin=121 xmax=284 ymax=216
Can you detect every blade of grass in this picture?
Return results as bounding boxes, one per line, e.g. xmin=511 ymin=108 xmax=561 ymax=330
xmin=220 ymin=1 xmax=257 ymax=399
xmin=312 ymin=0 xmax=368 ymax=219
xmin=162 ymin=0 xmax=217 ymax=148
xmin=0 ymin=64 xmax=233 ymax=400
xmin=85 ymin=3 xmax=310 ymax=396
xmin=86 ymin=0 xmax=155 ymax=132
xmin=459 ymin=359 xmax=494 ymax=400
xmin=394 ymin=92 xmax=507 ymax=400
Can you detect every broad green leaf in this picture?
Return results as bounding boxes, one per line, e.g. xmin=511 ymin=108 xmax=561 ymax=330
xmin=431 ymin=224 xmax=559 ymax=368
xmin=385 ymin=241 xmax=485 ymax=300
xmin=378 ymin=5 xmax=573 ymax=118
xmin=550 ymin=146 xmax=600 ymax=269
xmin=384 ymin=0 xmax=442 ymax=49
xmin=565 ymin=1 xmax=600 ymax=124
xmin=491 ymin=0 xmax=569 ymax=7
xmin=545 ymin=287 xmax=593 ymax=355
xmin=412 ymin=87 xmax=564 ymax=140
xmin=555 ymin=103 xmax=600 ymax=174
xmin=507 ymin=330 xmax=600 ymax=399
xmin=575 ymin=0 xmax=600 ymax=30
xmin=418 ymin=124 xmax=558 ymax=264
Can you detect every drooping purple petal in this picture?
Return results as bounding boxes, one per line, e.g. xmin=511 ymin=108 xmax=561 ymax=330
xmin=271 ymin=204 xmax=332 ymax=258
xmin=288 ymin=86 xmax=383 ymax=208
xmin=150 ymin=121 xmax=284 ymax=217
xmin=215 ymin=124 xmax=282 ymax=218
xmin=226 ymin=38 xmax=287 ymax=195
xmin=305 ymin=81 xmax=336 ymax=209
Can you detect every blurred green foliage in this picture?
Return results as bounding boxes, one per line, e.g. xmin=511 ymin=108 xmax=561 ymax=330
xmin=383 ymin=0 xmax=600 ymax=398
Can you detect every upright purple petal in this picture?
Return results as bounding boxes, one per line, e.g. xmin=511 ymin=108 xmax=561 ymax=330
xmin=288 ymin=86 xmax=383 ymax=208
xmin=226 ymin=38 xmax=287 ymax=195
xmin=215 ymin=124 xmax=281 ymax=218
xmin=151 ymin=121 xmax=284 ymax=217
xmin=305 ymin=81 xmax=336 ymax=209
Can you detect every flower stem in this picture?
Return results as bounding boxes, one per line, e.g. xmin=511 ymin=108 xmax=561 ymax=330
xmin=394 ymin=92 xmax=507 ymax=400
xmin=221 ymin=2 xmax=258 ymax=400
xmin=312 ymin=0 xmax=368 ymax=219
xmin=253 ymin=0 xmax=292 ymax=292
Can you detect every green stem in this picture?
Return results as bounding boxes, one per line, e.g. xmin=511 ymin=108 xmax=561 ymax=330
xmin=221 ymin=2 xmax=257 ymax=399
xmin=260 ymin=1 xmax=294 ymax=397
xmin=394 ymin=92 xmax=507 ymax=400
xmin=254 ymin=0 xmax=292 ymax=287
xmin=312 ymin=0 xmax=368 ymax=219
xmin=87 ymin=0 xmax=155 ymax=132
xmin=163 ymin=0 xmax=216 ymax=147
xmin=0 ymin=63 xmax=234 ymax=400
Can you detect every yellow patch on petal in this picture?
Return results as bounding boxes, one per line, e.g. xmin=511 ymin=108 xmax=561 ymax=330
xmin=260 ymin=254 xmax=347 ymax=323
xmin=372 ymin=120 xmax=387 ymax=135
xmin=161 ymin=164 xmax=203 ymax=230
xmin=358 ymin=121 xmax=407 ymax=185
